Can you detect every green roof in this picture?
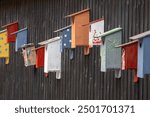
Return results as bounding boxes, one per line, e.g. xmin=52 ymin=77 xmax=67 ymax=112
xmin=99 ymin=27 xmax=122 ymax=37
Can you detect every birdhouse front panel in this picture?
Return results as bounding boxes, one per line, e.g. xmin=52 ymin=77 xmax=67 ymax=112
xmin=47 ymin=39 xmax=61 ymax=71
xmin=124 ymin=42 xmax=138 ymax=69
xmin=138 ymin=36 xmax=150 ymax=78
xmin=15 ymin=28 xmax=27 ymax=52
xmin=22 ymin=46 xmax=36 ymax=67
xmin=0 ymin=30 xmax=9 ymax=64
xmin=105 ymin=31 xmax=122 ymax=69
xmin=71 ymin=10 xmax=89 ymax=48
xmin=89 ymin=19 xmax=104 ymax=46
xmin=60 ymin=27 xmax=71 ymax=50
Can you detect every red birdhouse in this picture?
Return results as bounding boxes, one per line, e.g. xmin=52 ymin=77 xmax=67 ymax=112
xmin=2 ymin=21 xmax=19 ymax=42
xmin=35 ymin=46 xmax=45 ymax=68
xmin=116 ymin=40 xmax=138 ymax=82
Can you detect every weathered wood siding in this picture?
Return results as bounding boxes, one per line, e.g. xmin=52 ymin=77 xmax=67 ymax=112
xmin=0 ymin=0 xmax=150 ymax=100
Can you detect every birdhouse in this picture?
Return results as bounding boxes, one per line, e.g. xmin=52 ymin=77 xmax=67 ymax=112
xmin=11 ymin=28 xmax=28 ymax=52
xmin=35 ymin=46 xmax=45 ymax=68
xmin=65 ymin=9 xmax=90 ymax=55
xmin=0 ymin=30 xmax=9 ymax=64
xmin=2 ymin=21 xmax=19 ymax=42
xmin=21 ymin=43 xmax=36 ymax=67
xmin=115 ymin=40 xmax=138 ymax=82
xmin=54 ymin=25 xmax=74 ymax=59
xmin=99 ymin=27 xmax=122 ymax=78
xmin=39 ymin=37 xmax=61 ymax=79
xmin=130 ymin=30 xmax=150 ymax=78
xmin=89 ymin=18 xmax=104 ymax=46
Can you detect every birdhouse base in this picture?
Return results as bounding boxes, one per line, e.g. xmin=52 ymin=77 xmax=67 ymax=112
xmin=84 ymin=46 xmax=90 ymax=55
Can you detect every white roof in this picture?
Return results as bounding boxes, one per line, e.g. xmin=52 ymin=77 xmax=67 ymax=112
xmin=38 ymin=37 xmax=61 ymax=45
xmin=130 ymin=30 xmax=150 ymax=40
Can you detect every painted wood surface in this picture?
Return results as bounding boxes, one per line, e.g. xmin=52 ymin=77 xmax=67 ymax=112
xmin=22 ymin=44 xmax=36 ymax=67
xmin=100 ymin=29 xmax=122 ymax=71
xmin=60 ymin=27 xmax=71 ymax=51
xmin=0 ymin=30 xmax=9 ymax=64
xmin=89 ymin=19 xmax=104 ymax=46
xmin=1 ymin=0 xmax=150 ymax=99
xmin=116 ymin=41 xmax=138 ymax=82
xmin=67 ymin=9 xmax=90 ymax=48
xmin=130 ymin=30 xmax=150 ymax=40
xmin=36 ymin=47 xmax=45 ymax=68
xmin=3 ymin=22 xmax=18 ymax=42
xmin=123 ymin=42 xmax=138 ymax=69
xmin=41 ymin=37 xmax=61 ymax=79
xmin=138 ymin=36 xmax=150 ymax=78
xmin=14 ymin=28 xmax=28 ymax=52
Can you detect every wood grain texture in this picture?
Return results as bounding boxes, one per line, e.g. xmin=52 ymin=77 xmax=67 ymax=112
xmin=0 ymin=0 xmax=150 ymax=100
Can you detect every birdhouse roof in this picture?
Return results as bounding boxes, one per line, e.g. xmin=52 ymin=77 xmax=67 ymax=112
xmin=0 ymin=29 xmax=7 ymax=34
xmin=21 ymin=43 xmax=34 ymax=48
xmin=2 ymin=21 xmax=18 ymax=28
xmin=35 ymin=46 xmax=45 ymax=51
xmin=11 ymin=27 xmax=27 ymax=35
xmin=38 ymin=37 xmax=61 ymax=45
xmin=130 ymin=30 xmax=150 ymax=40
xmin=54 ymin=25 xmax=71 ymax=33
xmin=115 ymin=40 xmax=138 ymax=48
xmin=65 ymin=8 xmax=90 ymax=18
xmin=99 ymin=27 xmax=122 ymax=37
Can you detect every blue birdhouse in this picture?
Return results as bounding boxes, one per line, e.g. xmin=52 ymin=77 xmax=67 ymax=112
xmin=11 ymin=28 xmax=28 ymax=52
xmin=54 ymin=25 xmax=74 ymax=59
xmin=130 ymin=30 xmax=150 ymax=78
xmin=54 ymin=25 xmax=71 ymax=50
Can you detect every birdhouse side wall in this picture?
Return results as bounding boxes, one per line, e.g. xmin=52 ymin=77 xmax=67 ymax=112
xmin=138 ymin=40 xmax=144 ymax=78
xmin=100 ymin=40 xmax=106 ymax=72
xmin=44 ymin=45 xmax=49 ymax=73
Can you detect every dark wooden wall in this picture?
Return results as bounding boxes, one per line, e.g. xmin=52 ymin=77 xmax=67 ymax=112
xmin=0 ymin=0 xmax=150 ymax=100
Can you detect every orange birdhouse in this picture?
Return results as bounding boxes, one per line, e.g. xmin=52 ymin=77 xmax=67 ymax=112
xmin=65 ymin=9 xmax=90 ymax=55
